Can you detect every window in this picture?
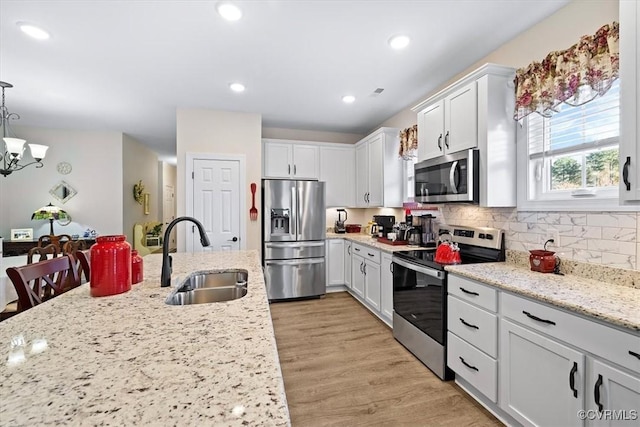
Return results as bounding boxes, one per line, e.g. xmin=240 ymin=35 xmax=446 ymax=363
xmin=404 ymin=156 xmax=418 ymax=200
xmin=518 ymin=79 xmax=620 ymax=209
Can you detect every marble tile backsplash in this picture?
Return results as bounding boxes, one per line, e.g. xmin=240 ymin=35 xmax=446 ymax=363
xmin=440 ymin=206 xmax=639 ymax=271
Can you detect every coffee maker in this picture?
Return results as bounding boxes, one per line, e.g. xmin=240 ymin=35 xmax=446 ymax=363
xmin=414 ymin=214 xmax=437 ymax=247
xmin=334 ymin=209 xmax=347 ymax=233
xmin=373 ymin=215 xmax=395 ymax=238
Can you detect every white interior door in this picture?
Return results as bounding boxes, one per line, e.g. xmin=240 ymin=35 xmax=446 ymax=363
xmin=192 ymin=158 xmax=241 ymax=252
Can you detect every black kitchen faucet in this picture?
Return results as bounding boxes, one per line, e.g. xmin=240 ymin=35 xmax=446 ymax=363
xmin=161 ymin=216 xmax=210 ymax=287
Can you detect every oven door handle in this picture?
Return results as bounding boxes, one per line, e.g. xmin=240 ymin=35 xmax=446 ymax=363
xmin=392 ymin=258 xmax=444 ymax=279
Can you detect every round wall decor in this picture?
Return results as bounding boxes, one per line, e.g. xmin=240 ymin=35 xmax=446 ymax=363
xmin=57 ymin=161 xmax=72 ymax=175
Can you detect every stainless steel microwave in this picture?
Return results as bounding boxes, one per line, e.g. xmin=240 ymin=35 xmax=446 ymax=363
xmin=414 ymin=149 xmax=479 ymax=203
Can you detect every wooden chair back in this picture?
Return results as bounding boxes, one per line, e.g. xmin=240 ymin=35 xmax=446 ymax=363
xmin=62 ymin=239 xmax=86 ymax=256
xmin=6 ymin=254 xmax=81 ymax=312
xmin=76 ymin=249 xmax=91 ymax=283
xmin=38 ymin=234 xmax=72 ymax=251
xmin=27 ymin=243 xmax=60 ymax=264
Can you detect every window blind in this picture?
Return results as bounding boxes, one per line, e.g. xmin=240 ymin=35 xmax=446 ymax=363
xmin=528 ymin=79 xmax=620 ymax=159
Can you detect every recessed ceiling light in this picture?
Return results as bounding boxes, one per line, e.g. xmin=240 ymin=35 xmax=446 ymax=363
xmin=229 ymin=82 xmax=245 ymax=93
xmin=342 ymin=95 xmax=356 ymax=104
xmin=217 ymin=2 xmax=243 ymax=21
xmin=388 ymin=35 xmax=410 ymax=50
xmin=17 ymin=22 xmax=50 ymax=40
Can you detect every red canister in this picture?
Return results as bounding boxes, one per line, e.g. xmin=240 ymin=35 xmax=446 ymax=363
xmin=90 ymin=235 xmax=132 ymax=297
xmin=131 ymin=249 xmax=143 ymax=284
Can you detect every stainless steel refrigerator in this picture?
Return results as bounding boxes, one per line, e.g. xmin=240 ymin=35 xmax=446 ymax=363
xmin=262 ymin=179 xmax=326 ymax=300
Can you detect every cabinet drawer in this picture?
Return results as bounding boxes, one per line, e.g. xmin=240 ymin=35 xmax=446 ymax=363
xmin=448 ymin=296 xmax=498 ymax=358
xmin=448 ymin=274 xmax=497 ymax=312
xmin=352 ymin=243 xmax=380 ymax=264
xmin=501 ymin=292 xmax=640 ymax=374
xmin=448 ymin=332 xmax=498 ymax=402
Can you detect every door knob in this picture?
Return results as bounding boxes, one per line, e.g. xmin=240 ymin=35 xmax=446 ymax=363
xmin=228 ymin=237 xmax=238 ymax=242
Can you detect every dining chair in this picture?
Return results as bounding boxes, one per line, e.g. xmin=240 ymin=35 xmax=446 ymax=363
xmin=76 ymin=249 xmax=91 ymax=283
xmin=38 ymin=234 xmax=72 ymax=251
xmin=62 ymin=240 xmax=86 ymax=257
xmin=27 ymin=243 xmax=60 ymax=264
xmin=6 ymin=254 xmax=81 ymax=312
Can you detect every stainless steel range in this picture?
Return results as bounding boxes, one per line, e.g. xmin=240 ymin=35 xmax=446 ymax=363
xmin=392 ymin=225 xmax=505 ymax=380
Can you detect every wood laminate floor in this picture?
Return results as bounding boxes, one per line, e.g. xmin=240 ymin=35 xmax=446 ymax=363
xmin=270 ymin=292 xmax=502 ymax=427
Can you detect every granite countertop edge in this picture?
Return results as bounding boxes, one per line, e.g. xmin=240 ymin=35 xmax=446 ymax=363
xmin=326 ymin=232 xmax=430 ymax=253
xmin=445 ymin=263 xmax=640 ymax=333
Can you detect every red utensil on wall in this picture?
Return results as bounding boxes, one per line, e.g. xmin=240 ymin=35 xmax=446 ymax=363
xmin=250 ymin=183 xmax=258 ymax=221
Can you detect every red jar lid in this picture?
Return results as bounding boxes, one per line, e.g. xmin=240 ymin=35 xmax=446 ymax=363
xmin=96 ymin=235 xmax=126 ymax=243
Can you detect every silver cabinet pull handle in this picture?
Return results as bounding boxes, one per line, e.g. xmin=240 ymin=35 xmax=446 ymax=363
xmin=294 ymin=164 xmax=296 ymax=175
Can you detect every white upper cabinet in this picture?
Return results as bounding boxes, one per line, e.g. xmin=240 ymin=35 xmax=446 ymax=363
xmin=417 ymin=100 xmax=445 ymax=161
xmin=355 ymin=127 xmax=404 ymax=208
xmin=320 ymin=144 xmax=356 ymax=207
xmin=620 ymin=0 xmax=640 ymax=204
xmin=418 ymin=82 xmax=478 ymax=161
xmin=263 ymin=139 xmax=319 ymax=179
xmin=413 ymin=63 xmax=517 ymax=207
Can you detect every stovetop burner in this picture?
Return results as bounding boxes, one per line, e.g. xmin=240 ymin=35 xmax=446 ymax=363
xmin=393 ymin=225 xmax=505 ymax=270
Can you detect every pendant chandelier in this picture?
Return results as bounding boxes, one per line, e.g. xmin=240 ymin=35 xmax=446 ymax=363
xmin=0 ymin=81 xmax=48 ymax=177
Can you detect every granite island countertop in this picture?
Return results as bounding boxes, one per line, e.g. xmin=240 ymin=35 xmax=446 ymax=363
xmin=445 ymin=262 xmax=640 ymax=333
xmin=0 ymin=250 xmax=290 ymax=426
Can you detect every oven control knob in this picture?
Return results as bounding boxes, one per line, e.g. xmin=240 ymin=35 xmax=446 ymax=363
xmin=478 ymin=233 xmax=485 ymax=239
xmin=485 ymin=234 xmax=494 ymax=240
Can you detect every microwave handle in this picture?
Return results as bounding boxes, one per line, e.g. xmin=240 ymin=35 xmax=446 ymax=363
xmin=449 ymin=161 xmax=459 ymax=194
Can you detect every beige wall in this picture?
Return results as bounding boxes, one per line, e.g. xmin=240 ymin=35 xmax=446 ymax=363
xmin=0 ymin=126 xmax=124 ymax=240
xmin=176 ymin=109 xmax=262 ymax=252
xmin=262 ymin=127 xmax=363 ymax=144
xmin=122 ymin=134 xmax=159 ymax=245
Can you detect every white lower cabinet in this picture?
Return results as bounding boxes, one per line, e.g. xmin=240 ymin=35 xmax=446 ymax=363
xmin=380 ymin=253 xmax=393 ymax=324
xmin=446 ymin=273 xmax=640 ymax=427
xmin=325 ymin=239 xmax=344 ymax=290
xmin=448 ymin=332 xmax=498 ymax=402
xmin=364 ymin=260 xmax=380 ymax=311
xmin=586 ymin=359 xmax=640 ymax=427
xmin=344 ymin=241 xmax=352 ymax=290
xmin=447 ymin=276 xmax=499 ymax=404
xmin=500 ymin=318 xmax=585 ymax=427
xmin=351 ymin=253 xmax=365 ymax=298
xmin=344 ymin=241 xmax=392 ymax=327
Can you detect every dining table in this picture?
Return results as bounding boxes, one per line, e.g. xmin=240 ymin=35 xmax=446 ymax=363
xmin=0 ymin=255 xmax=28 ymax=310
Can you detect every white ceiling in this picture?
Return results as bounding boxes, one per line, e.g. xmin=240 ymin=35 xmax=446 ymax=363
xmin=0 ymin=0 xmax=570 ymax=162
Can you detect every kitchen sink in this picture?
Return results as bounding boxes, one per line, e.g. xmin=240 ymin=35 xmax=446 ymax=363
xmin=165 ymin=269 xmax=248 ymax=305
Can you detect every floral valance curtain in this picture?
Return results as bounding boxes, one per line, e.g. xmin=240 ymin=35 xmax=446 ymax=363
xmin=514 ymin=21 xmax=619 ymax=120
xmin=398 ymin=125 xmax=418 ymax=160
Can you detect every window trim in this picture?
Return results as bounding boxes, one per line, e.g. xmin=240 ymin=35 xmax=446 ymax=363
xmin=516 ymin=117 xmax=635 ymax=211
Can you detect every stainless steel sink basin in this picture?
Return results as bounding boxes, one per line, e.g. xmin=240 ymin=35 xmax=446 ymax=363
xmin=165 ymin=269 xmax=248 ymax=305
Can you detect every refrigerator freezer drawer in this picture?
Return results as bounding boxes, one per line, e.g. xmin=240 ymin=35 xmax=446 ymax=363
xmin=264 ymin=257 xmax=326 ymax=300
xmin=264 ymin=241 xmax=325 ymax=260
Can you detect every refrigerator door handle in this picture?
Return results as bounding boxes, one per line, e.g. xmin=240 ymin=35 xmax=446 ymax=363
xmin=265 ymin=258 xmax=325 ymax=266
xmin=290 ymin=182 xmax=298 ymax=239
xmin=296 ymin=183 xmax=303 ymax=240
xmin=265 ymin=241 xmax=325 ymax=248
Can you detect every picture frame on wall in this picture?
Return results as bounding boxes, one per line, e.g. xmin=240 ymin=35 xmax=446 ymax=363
xmin=11 ymin=228 xmax=33 ymax=241
xmin=143 ymin=193 xmax=150 ymax=215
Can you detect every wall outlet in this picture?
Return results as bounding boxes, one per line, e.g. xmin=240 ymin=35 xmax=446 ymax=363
xmin=544 ymin=232 xmax=560 ymax=249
